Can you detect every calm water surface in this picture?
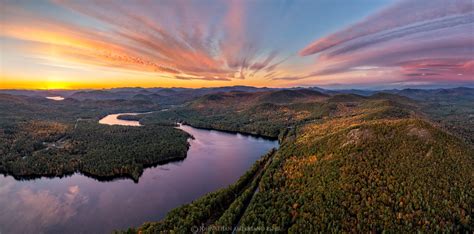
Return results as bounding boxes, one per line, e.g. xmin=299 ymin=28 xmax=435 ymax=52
xmin=0 ymin=113 xmax=278 ymax=234
xmin=45 ymin=96 xmax=65 ymax=101
xmin=98 ymin=112 xmax=144 ymax=126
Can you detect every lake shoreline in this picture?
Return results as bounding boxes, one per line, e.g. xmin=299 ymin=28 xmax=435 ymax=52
xmin=0 ymin=114 xmax=278 ymax=233
xmin=0 ymin=152 xmax=189 ymax=183
xmin=1 ymin=112 xmax=278 ymax=183
xmin=101 ymin=110 xmax=280 ymax=141
xmin=178 ymin=121 xmax=280 ymax=141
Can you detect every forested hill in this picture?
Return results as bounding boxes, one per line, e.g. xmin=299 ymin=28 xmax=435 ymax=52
xmin=236 ymin=102 xmax=473 ymax=232
xmin=143 ymin=89 xmax=331 ymax=138
xmin=0 ymin=94 xmax=190 ymax=182
xmin=134 ymin=88 xmax=474 ymax=232
xmin=0 ymin=87 xmax=472 ymax=231
xmin=142 ymin=89 xmax=420 ymax=139
xmin=192 ymin=89 xmax=328 ymax=107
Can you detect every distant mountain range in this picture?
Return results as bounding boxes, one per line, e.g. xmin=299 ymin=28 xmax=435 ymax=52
xmin=1 ymin=86 xmax=472 ymax=104
xmin=1 ymin=85 xmax=473 ymax=232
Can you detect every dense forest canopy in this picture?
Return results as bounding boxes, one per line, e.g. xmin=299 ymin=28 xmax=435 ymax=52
xmin=0 ymin=87 xmax=472 ymax=232
xmin=124 ymin=87 xmax=472 ymax=232
xmin=0 ymin=93 xmax=189 ymax=181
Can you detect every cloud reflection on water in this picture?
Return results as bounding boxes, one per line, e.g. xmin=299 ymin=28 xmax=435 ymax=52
xmin=0 ymin=179 xmax=88 ymax=233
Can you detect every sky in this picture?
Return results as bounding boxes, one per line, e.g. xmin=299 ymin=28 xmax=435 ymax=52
xmin=0 ymin=0 xmax=473 ymax=89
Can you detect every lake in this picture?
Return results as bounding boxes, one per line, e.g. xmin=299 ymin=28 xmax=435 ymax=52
xmin=0 ymin=113 xmax=278 ymax=233
xmin=98 ymin=112 xmax=144 ymax=126
xmin=45 ymin=96 xmax=65 ymax=101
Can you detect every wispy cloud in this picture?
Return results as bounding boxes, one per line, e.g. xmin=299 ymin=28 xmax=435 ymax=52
xmin=1 ymin=0 xmax=285 ymax=82
xmin=1 ymin=0 xmax=472 ymax=88
xmin=299 ymin=0 xmax=474 ymax=85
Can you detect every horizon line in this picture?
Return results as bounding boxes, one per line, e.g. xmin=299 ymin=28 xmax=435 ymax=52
xmin=1 ymin=85 xmax=473 ymax=92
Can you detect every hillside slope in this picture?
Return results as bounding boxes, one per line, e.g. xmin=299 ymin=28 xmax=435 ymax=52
xmin=149 ymin=89 xmax=332 ymax=138
xmin=240 ymin=113 xmax=473 ymax=232
xmin=134 ymin=91 xmax=473 ymax=232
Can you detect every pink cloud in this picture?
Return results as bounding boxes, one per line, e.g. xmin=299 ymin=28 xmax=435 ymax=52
xmin=300 ymin=0 xmax=473 ymax=56
xmin=298 ymin=0 xmax=474 ymax=86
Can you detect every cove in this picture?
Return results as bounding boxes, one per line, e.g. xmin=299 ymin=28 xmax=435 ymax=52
xmin=0 ymin=113 xmax=278 ymax=234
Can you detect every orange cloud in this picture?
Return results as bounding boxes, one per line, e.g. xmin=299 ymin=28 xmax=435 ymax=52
xmin=0 ymin=0 xmax=288 ymax=87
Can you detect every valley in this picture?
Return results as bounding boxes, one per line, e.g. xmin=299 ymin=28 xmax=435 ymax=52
xmin=0 ymin=86 xmax=473 ymax=233
xmin=0 ymin=100 xmax=277 ymax=233
xmin=127 ymin=87 xmax=474 ymax=233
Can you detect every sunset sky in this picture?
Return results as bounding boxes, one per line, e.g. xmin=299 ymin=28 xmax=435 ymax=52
xmin=1 ymin=0 xmax=473 ymax=89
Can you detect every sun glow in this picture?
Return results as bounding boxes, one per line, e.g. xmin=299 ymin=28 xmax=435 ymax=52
xmin=34 ymin=76 xmax=72 ymax=90
xmin=43 ymin=81 xmax=70 ymax=90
